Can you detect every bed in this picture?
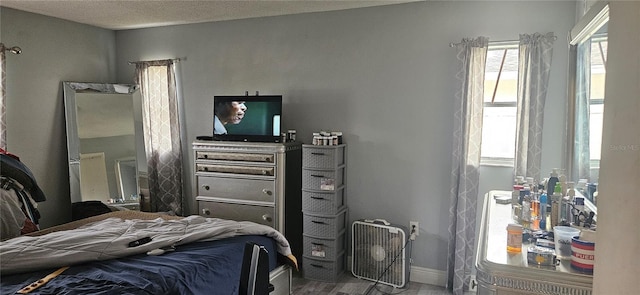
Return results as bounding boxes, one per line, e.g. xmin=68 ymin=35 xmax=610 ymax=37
xmin=0 ymin=211 xmax=296 ymax=295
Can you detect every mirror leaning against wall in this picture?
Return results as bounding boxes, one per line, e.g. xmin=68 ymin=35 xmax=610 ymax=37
xmin=63 ymin=82 xmax=147 ymax=213
xmin=566 ymin=1 xmax=608 ymax=213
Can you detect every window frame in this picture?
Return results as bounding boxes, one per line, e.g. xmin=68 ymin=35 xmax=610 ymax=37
xmin=480 ymin=42 xmax=519 ymax=167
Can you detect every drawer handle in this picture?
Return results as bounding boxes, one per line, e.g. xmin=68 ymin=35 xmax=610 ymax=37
xmin=201 ymin=208 xmax=211 ymax=215
xmin=262 ymin=189 xmax=273 ymax=196
xmin=311 ymin=242 xmax=325 ymax=246
xmin=203 ymin=154 xmax=209 ymax=159
xmin=310 ymin=264 xmax=324 ymax=268
xmin=310 ymin=174 xmax=325 ymax=178
xmin=262 ymin=214 xmax=273 ymax=222
xmin=310 ymin=196 xmax=325 ymax=200
xmin=311 ymin=221 xmax=327 ymax=225
xmin=203 ymin=167 xmax=210 ymax=172
xmin=202 ymin=185 xmax=210 ymax=190
xmin=311 ymin=152 xmax=326 ymax=156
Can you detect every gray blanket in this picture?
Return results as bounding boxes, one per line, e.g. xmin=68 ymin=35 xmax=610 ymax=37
xmin=0 ymin=215 xmax=292 ymax=275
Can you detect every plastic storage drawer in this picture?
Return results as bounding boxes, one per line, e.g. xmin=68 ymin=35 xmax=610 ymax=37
xmin=302 ymin=145 xmax=345 ymax=169
xmin=302 ymin=253 xmax=345 ymax=282
xmin=302 ymin=168 xmax=344 ymax=191
xmin=302 ymin=209 xmax=346 ymax=238
xmin=303 ymin=231 xmax=345 ymax=261
xmin=302 ymin=188 xmax=344 ymax=214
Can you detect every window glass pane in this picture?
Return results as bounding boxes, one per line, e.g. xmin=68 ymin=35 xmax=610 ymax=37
xmin=484 ymin=48 xmax=518 ymax=103
xmin=481 ymin=106 xmax=517 ymax=158
xmin=482 ymin=45 xmax=518 ymax=161
xmin=590 ymin=40 xmax=607 ymax=100
xmin=589 ymin=104 xmax=604 ymax=160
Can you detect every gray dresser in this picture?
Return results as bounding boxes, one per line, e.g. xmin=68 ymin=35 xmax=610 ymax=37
xmin=301 ymin=144 xmax=347 ymax=282
xmin=193 ymin=140 xmax=302 ymax=258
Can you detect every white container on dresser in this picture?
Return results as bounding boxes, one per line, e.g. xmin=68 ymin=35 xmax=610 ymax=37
xmin=301 ymin=144 xmax=347 ymax=282
xmin=192 ymin=140 xmax=302 ymax=258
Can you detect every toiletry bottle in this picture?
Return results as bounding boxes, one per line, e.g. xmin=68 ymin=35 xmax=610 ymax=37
xmin=546 ymin=169 xmax=559 ymax=205
xmin=539 ymin=193 xmax=548 ymax=231
xmin=506 ymin=223 xmax=523 ymax=253
xmin=520 ymin=188 xmax=531 ymax=229
xmin=566 ymin=183 xmax=576 ymax=224
xmin=511 ymin=185 xmax=524 ymax=222
xmin=530 ymin=191 xmax=540 ymax=230
xmin=551 ymin=183 xmax=562 ymax=227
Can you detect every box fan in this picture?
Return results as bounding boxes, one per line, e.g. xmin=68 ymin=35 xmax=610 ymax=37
xmin=351 ymin=219 xmax=411 ymax=288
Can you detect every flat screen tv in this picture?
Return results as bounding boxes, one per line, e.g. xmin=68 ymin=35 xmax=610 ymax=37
xmin=212 ymin=95 xmax=282 ymax=143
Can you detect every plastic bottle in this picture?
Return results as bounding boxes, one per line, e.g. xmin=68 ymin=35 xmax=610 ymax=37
xmin=551 ymin=182 xmax=563 ymax=227
xmin=530 ymin=192 xmax=540 ymax=230
xmin=520 ymin=188 xmax=532 ymax=229
xmin=506 ymin=223 xmax=523 ymax=253
xmin=511 ymin=185 xmax=524 ymax=222
xmin=546 ymin=169 xmax=559 ymax=205
xmin=539 ymin=193 xmax=548 ymax=231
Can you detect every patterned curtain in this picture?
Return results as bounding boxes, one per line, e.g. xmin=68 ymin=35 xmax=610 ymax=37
xmin=514 ymin=32 xmax=556 ymax=181
xmin=135 ymin=60 xmax=184 ymax=215
xmin=0 ymin=43 xmax=7 ymax=151
xmin=573 ymin=40 xmax=592 ymax=181
xmin=447 ymin=36 xmax=488 ymax=295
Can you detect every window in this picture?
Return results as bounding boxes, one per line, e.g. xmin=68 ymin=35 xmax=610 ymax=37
xmin=589 ymin=36 xmax=607 ymax=167
xmin=481 ymin=43 xmax=519 ymax=166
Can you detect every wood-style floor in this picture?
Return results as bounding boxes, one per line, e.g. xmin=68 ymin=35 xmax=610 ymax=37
xmin=291 ymin=272 xmax=454 ymax=295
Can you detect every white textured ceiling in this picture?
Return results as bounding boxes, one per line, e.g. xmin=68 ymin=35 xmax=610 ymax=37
xmin=1 ymin=0 xmax=421 ymax=30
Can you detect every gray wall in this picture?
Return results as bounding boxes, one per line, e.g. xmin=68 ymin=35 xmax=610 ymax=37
xmin=115 ymin=1 xmax=575 ymax=273
xmin=0 ymin=7 xmax=117 ymax=228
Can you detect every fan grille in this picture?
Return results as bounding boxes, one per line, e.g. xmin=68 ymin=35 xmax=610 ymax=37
xmin=351 ymin=220 xmax=409 ymax=288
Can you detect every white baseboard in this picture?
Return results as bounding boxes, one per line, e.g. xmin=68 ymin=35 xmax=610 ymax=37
xmin=347 ymin=255 xmax=446 ymax=287
xmin=409 ymin=265 xmax=447 ymax=287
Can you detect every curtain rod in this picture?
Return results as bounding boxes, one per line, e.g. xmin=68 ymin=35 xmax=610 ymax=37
xmin=449 ymin=35 xmax=557 ymax=47
xmin=127 ymin=58 xmax=181 ymax=65
xmin=449 ymin=40 xmax=517 ymax=48
xmin=0 ymin=43 xmax=22 ymax=54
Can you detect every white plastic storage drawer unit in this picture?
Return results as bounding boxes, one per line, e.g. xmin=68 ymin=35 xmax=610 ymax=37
xmin=301 ymin=187 xmax=344 ymax=214
xmin=302 ymin=208 xmax=347 ymax=239
xmin=302 ymin=145 xmax=345 ymax=169
xmin=302 ymin=253 xmax=345 ymax=283
xmin=303 ymin=231 xmax=345 ymax=261
xmin=301 ymin=144 xmax=347 ymax=283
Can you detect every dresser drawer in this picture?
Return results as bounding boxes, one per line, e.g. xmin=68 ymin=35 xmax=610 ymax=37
xmin=302 ymin=188 xmax=344 ymax=214
xmin=303 ymin=232 xmax=345 ymax=261
xmin=302 ymin=168 xmax=344 ymax=191
xmin=196 ymin=151 xmax=275 ymax=163
xmin=302 ymin=209 xmax=346 ymax=238
xmin=198 ymin=200 xmax=275 ymax=228
xmin=196 ymin=163 xmax=275 ymax=176
xmin=197 ymin=176 xmax=275 ymax=203
xmin=303 ymin=145 xmax=345 ymax=169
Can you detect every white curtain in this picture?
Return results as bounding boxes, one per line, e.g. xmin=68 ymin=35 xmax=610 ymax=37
xmin=135 ymin=60 xmax=184 ymax=215
xmin=447 ymin=36 xmax=488 ymax=295
xmin=514 ymin=32 xmax=556 ymax=181
xmin=0 ymin=44 xmax=7 ymax=151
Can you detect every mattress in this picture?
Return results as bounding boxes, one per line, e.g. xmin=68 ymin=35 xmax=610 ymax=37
xmin=0 ymin=235 xmax=278 ymax=295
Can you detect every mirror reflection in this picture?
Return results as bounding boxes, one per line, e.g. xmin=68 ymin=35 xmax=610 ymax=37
xmin=63 ymin=82 xmax=145 ymax=211
xmin=568 ymin=2 xmax=608 ymax=209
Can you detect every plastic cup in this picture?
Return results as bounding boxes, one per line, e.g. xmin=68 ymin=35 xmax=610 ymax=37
xmin=553 ymin=226 xmax=581 ymax=260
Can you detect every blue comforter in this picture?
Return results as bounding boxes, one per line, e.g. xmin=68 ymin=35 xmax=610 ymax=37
xmin=0 ymin=235 xmax=278 ymax=295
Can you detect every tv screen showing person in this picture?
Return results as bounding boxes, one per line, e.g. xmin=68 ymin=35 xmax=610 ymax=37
xmin=214 ymin=101 xmax=247 ymax=135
